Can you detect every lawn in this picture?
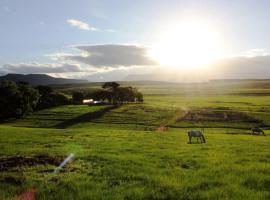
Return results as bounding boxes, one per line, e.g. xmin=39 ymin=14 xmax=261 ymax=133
xmin=1 ymin=81 xmax=270 ymax=199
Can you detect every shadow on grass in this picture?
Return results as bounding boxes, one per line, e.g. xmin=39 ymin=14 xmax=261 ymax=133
xmin=54 ymin=105 xmax=119 ymax=129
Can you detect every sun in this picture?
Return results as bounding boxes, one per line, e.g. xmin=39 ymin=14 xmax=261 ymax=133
xmin=149 ymin=20 xmax=222 ymax=69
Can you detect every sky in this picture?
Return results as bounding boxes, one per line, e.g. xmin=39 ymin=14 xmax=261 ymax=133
xmin=1 ymin=0 xmax=270 ymax=82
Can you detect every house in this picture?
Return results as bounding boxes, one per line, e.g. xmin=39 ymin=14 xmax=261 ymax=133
xmin=83 ymin=99 xmax=93 ymax=104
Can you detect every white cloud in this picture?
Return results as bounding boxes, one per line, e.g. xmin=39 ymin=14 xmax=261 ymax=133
xmin=66 ymin=19 xmax=98 ymax=31
xmin=46 ymin=52 xmax=75 ymax=61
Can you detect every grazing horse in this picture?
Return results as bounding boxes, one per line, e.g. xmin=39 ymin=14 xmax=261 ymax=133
xmin=187 ymin=129 xmax=206 ymax=143
xmin=251 ymin=127 xmax=265 ymax=136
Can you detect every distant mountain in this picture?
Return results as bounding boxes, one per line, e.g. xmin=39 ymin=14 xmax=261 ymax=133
xmin=0 ymin=74 xmax=88 ymax=85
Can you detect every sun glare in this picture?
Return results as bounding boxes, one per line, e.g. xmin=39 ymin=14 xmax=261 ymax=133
xmin=149 ymin=20 xmax=223 ymax=69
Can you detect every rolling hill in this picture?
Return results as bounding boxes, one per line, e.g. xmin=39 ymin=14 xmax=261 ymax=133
xmin=0 ymin=73 xmax=88 ymax=85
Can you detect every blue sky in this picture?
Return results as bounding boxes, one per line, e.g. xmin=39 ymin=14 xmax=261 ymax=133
xmin=1 ymin=0 xmax=270 ymax=81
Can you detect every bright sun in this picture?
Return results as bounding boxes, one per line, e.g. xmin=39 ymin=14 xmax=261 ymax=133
xmin=149 ymin=20 xmax=222 ymax=69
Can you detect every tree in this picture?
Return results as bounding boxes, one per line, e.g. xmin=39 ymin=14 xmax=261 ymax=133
xmin=102 ymin=82 xmax=121 ymax=104
xmin=115 ymin=87 xmax=136 ymax=102
xmin=49 ymin=93 xmax=69 ymax=106
xmin=35 ymin=85 xmax=69 ymax=110
xmin=17 ymin=82 xmax=40 ymax=116
xmin=0 ymin=81 xmax=39 ymax=120
xmin=35 ymin=85 xmax=53 ymax=96
xmin=135 ymin=91 xmax=144 ymax=102
xmin=72 ymin=91 xmax=84 ymax=104
xmin=89 ymin=90 xmax=110 ymax=101
xmin=102 ymin=82 xmax=120 ymax=90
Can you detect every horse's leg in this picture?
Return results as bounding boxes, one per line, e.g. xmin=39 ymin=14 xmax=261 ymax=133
xmin=188 ymin=135 xmax=192 ymax=143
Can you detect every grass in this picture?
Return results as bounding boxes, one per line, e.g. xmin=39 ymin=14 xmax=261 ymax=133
xmin=1 ymin=80 xmax=270 ymax=199
xmin=11 ymin=105 xmax=111 ymax=128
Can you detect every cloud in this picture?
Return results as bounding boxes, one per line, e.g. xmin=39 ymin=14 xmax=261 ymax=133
xmin=64 ymin=44 xmax=157 ymax=68
xmin=66 ymin=19 xmax=98 ymax=31
xmin=226 ymin=48 xmax=270 ymax=58
xmin=240 ymin=48 xmax=270 ymax=58
xmin=46 ymin=52 xmax=74 ymax=61
xmin=0 ymin=44 xmax=156 ymax=78
xmin=1 ymin=63 xmax=84 ymax=74
xmin=210 ymin=55 xmax=270 ymax=79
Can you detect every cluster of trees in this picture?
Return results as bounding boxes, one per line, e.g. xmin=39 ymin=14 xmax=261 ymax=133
xmin=100 ymin=82 xmax=143 ymax=104
xmin=72 ymin=82 xmax=143 ymax=105
xmin=0 ymin=80 xmax=144 ymax=121
xmin=0 ymin=81 xmax=69 ymax=121
xmin=0 ymin=81 xmax=39 ymax=120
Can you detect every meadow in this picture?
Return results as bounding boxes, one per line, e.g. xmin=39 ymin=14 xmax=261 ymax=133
xmin=1 ymin=80 xmax=270 ymax=200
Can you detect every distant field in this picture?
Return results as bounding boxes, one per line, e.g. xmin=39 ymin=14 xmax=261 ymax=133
xmin=53 ymin=79 xmax=270 ymax=95
xmin=1 ymin=80 xmax=270 ymax=199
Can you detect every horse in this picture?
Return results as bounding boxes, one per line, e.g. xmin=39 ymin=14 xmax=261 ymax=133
xmin=251 ymin=127 xmax=265 ymax=136
xmin=187 ymin=129 xmax=206 ymax=143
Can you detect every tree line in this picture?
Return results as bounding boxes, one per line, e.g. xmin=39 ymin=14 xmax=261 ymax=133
xmin=72 ymin=82 xmax=143 ymax=104
xmin=0 ymin=81 xmax=143 ymax=121
xmin=0 ymin=81 xmax=69 ymax=121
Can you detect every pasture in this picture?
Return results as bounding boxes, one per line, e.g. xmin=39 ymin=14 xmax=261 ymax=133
xmin=1 ymin=80 xmax=270 ymax=199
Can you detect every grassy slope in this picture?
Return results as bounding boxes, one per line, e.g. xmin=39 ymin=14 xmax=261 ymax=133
xmin=11 ymin=105 xmax=111 ymax=128
xmin=1 ymin=81 xmax=270 ymax=199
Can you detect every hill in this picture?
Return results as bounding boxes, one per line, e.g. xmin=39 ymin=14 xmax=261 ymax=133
xmin=0 ymin=73 xmax=88 ymax=85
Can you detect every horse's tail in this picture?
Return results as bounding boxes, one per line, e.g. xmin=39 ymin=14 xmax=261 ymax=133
xmin=201 ymin=134 xmax=206 ymax=143
xmin=261 ymin=129 xmax=265 ymax=135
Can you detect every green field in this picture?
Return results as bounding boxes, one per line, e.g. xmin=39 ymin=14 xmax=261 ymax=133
xmin=1 ymin=80 xmax=270 ymax=200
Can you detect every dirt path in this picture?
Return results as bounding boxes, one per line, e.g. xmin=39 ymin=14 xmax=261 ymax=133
xmin=156 ymin=107 xmax=188 ymax=132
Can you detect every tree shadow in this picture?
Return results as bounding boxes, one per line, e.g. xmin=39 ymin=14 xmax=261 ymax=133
xmin=54 ymin=105 xmax=118 ymax=129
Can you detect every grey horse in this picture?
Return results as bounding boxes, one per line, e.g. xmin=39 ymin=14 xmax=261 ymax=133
xmin=187 ymin=129 xmax=206 ymax=143
xmin=251 ymin=127 xmax=265 ymax=136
